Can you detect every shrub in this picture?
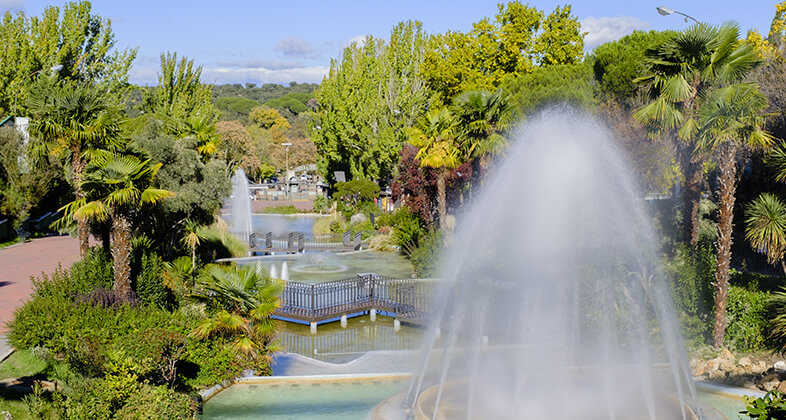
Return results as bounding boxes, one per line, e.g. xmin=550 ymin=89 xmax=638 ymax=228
xmin=313 ymin=213 xmax=347 ymax=236
xmin=313 ymin=196 xmax=330 ymax=214
xmin=135 ymin=252 xmax=173 ymax=309
xmin=392 ymin=212 xmax=425 ymax=255
xmin=369 ymin=234 xmax=395 ymax=252
xmin=725 ymin=284 xmax=769 ymax=352
xmin=32 ymin=248 xmax=113 ymax=300
xmin=197 ymin=223 xmax=248 ymax=259
xmin=409 ymin=230 xmax=444 ymax=277
xmin=114 ymin=385 xmax=194 ymax=419
xmin=664 ymin=242 xmax=715 ymax=345
xmin=743 ymin=389 xmax=786 ymax=419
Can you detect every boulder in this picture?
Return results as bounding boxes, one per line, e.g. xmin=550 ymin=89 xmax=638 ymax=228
xmin=708 ymin=369 xmax=727 ymax=381
xmin=720 ymin=348 xmax=735 ymax=361
xmin=738 ymin=356 xmax=753 ymax=367
xmin=350 ymin=213 xmax=367 ymax=225
xmin=775 ymin=360 xmax=786 ymax=372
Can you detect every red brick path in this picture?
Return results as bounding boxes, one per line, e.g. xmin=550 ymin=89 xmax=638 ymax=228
xmin=0 ymin=236 xmax=82 ymax=333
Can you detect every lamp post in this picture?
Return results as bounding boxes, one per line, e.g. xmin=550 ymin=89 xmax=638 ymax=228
xmin=12 ymin=64 xmax=63 ymax=115
xmin=282 ymin=142 xmax=292 ymax=196
xmin=656 ymin=6 xmax=699 ymax=23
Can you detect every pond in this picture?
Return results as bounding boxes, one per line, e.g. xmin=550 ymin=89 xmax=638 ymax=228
xmin=234 ymin=251 xmax=415 ymax=283
xmin=200 ymin=375 xmax=408 ymax=420
xmin=250 ymin=214 xmax=322 ymax=240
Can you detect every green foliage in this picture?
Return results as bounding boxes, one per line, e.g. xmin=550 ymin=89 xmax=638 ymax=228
xmin=312 ymin=213 xmax=346 ymax=236
xmin=114 ymin=385 xmax=193 ymax=419
xmin=312 ymin=21 xmax=431 ymax=183
xmin=134 ymin=251 xmax=173 ymax=309
xmin=743 ymin=389 xmax=786 ymax=419
xmin=423 ymin=2 xmax=584 ymax=104
xmin=391 ymin=208 xmax=426 ymax=255
xmin=369 ymin=234 xmax=396 ymax=252
xmin=211 ymin=82 xmax=317 ymax=110
xmin=591 ymin=30 xmax=676 ymax=102
xmin=31 ymin=248 xmax=113 ymax=300
xmin=196 ymin=223 xmax=248 ymax=259
xmin=264 ymin=92 xmax=312 ymax=115
xmin=312 ymin=196 xmax=331 ymax=214
xmin=725 ymin=283 xmax=770 ymax=352
xmin=664 ymin=242 xmax=715 ymax=345
xmin=142 ymin=52 xmax=217 ymax=125
xmin=215 ymin=96 xmax=260 ymax=118
xmin=333 ymin=179 xmax=380 ymax=210
xmin=768 ymin=285 xmax=786 ymax=355
xmin=409 ymin=229 xmax=444 ymax=277
xmin=0 ymin=1 xmax=137 ymax=116
xmin=262 ymin=205 xmax=299 ymax=214
xmin=503 ymin=62 xmax=595 ymax=117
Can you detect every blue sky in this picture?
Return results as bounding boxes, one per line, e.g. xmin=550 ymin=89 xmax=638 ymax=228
xmin=1 ymin=0 xmax=781 ymax=86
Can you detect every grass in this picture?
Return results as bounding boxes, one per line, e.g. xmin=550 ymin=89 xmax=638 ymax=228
xmin=0 ymin=350 xmax=46 ymax=419
xmin=0 ymin=237 xmax=19 ymax=249
xmin=0 ymin=350 xmax=48 ymax=380
xmin=262 ymin=205 xmax=300 ymax=215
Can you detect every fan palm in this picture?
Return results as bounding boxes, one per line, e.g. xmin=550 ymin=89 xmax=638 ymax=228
xmin=60 ymin=148 xmax=174 ymax=300
xmin=408 ymin=108 xmax=462 ymax=230
xmin=27 ymin=79 xmax=123 ymax=256
xmin=190 ymin=264 xmax=281 ymax=360
xmin=745 ymin=193 xmax=786 ymax=276
xmin=635 ymin=22 xmax=760 ymax=247
xmin=697 ymin=83 xmax=773 ymax=347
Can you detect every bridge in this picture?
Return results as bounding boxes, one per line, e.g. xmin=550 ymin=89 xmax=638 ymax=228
xmin=274 ymin=274 xmax=436 ymax=333
xmin=249 ymin=231 xmax=363 ymax=255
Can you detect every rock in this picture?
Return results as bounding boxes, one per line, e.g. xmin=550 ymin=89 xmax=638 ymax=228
xmin=709 ymin=369 xmax=728 ymax=381
xmin=759 ymin=373 xmax=781 ymax=391
xmin=777 ymin=381 xmax=786 ymax=394
xmin=350 ymin=213 xmax=367 ymax=225
xmin=708 ymin=356 xmax=736 ymax=374
xmin=739 ymin=356 xmax=753 ymax=367
xmin=753 ymin=361 xmax=768 ymax=375
xmin=775 ymin=360 xmax=786 ymax=372
xmin=720 ymin=348 xmax=735 ymax=361
xmin=691 ymin=360 xmax=708 ymax=377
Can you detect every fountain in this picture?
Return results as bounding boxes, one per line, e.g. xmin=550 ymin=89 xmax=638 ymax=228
xmin=399 ymin=110 xmax=701 ymax=419
xmin=228 ymin=169 xmax=253 ymax=245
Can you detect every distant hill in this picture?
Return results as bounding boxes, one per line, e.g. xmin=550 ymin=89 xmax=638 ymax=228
xmin=212 ymin=82 xmax=318 ymax=121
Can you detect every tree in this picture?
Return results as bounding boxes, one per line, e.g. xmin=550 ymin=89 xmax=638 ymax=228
xmin=27 ymin=79 xmax=122 ymax=256
xmin=0 ymin=1 xmax=137 ymax=116
xmin=190 ymin=264 xmax=280 ymax=361
xmin=333 ymin=179 xmax=380 ymax=210
xmin=311 ymin=21 xmax=431 ymax=184
xmin=423 ymin=2 xmax=584 ymax=104
xmin=697 ymin=83 xmax=773 ymax=347
xmin=635 ymin=23 xmax=760 ymax=247
xmin=502 ymin=62 xmax=595 ymax=117
xmin=745 ymin=193 xmax=786 ymax=275
xmin=181 ymin=219 xmax=205 ymax=272
xmin=143 ymin=52 xmax=219 ymax=157
xmin=408 ymin=108 xmax=462 ymax=230
xmin=61 ymin=147 xmax=174 ymax=300
xmin=453 ymin=89 xmax=513 ymax=184
xmin=215 ymin=121 xmax=260 ymax=174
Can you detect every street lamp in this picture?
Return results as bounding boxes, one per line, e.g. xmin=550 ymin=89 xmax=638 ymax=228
xmin=281 ymin=142 xmax=292 ymax=196
xmin=656 ymin=6 xmax=699 ymax=23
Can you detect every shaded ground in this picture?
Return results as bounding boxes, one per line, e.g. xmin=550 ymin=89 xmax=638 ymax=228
xmin=0 ymin=236 xmax=82 ymax=334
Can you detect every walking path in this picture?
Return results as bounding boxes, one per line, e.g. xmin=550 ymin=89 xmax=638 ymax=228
xmin=0 ymin=236 xmax=81 ymax=335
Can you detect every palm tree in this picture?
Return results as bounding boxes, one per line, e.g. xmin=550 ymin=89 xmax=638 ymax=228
xmin=27 ymin=79 xmax=122 ymax=256
xmin=61 ymin=148 xmax=174 ymax=300
xmin=190 ymin=264 xmax=281 ymax=361
xmin=697 ymin=83 xmax=773 ymax=347
xmin=408 ymin=108 xmax=462 ymax=230
xmin=635 ymin=22 xmax=760 ymax=247
xmin=454 ymin=90 xmax=512 ymax=160
xmin=745 ymin=193 xmax=786 ymax=276
xmin=181 ymin=219 xmax=205 ymax=272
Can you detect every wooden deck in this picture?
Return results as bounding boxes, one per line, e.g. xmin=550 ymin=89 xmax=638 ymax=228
xmin=274 ymin=275 xmax=435 ymax=325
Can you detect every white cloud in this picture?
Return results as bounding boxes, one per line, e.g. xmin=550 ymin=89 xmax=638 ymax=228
xmin=202 ymin=65 xmax=330 ymax=85
xmin=216 ymin=59 xmax=305 ymax=71
xmin=581 ymin=16 xmax=650 ymax=49
xmin=274 ymin=37 xmax=316 ymax=59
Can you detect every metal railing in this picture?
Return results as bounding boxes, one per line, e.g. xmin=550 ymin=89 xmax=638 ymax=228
xmin=274 ymin=275 xmax=436 ymax=323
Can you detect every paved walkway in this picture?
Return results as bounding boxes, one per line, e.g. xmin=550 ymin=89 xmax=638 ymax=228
xmin=0 ymin=236 xmax=81 ymax=334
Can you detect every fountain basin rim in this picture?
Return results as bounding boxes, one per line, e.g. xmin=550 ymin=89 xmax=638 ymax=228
xmin=694 ymin=380 xmax=765 ymax=400
xmin=200 ymin=371 xmax=411 ymax=403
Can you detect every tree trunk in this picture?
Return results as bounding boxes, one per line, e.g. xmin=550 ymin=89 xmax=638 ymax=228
xmin=72 ymin=150 xmax=90 ymax=257
xmin=437 ymin=169 xmax=447 ymax=230
xmin=111 ymin=209 xmax=133 ymax=301
xmin=712 ymin=143 xmax=739 ymax=348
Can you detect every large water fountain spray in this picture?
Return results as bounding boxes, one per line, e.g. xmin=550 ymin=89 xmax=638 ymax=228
xmin=228 ymin=169 xmax=253 ymax=245
xmin=404 ymin=110 xmax=699 ymax=419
